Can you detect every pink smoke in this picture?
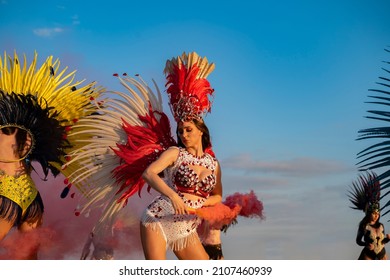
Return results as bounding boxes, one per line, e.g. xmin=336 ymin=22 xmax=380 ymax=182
xmin=193 ymin=190 xmax=265 ymax=229
xmin=224 ymin=190 xmax=265 ymax=219
xmin=195 ymin=203 xmax=242 ymax=229
xmin=0 ymin=165 xmax=146 ymax=260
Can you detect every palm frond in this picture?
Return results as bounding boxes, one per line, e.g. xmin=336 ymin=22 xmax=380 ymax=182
xmin=356 ymin=48 xmax=390 ymax=216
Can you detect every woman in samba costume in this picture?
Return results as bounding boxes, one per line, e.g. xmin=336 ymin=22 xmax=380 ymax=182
xmin=141 ymin=56 xmax=265 ymax=259
xmin=0 ymin=51 xmax=102 ymax=258
xmin=63 ymin=52 xmax=220 ymax=260
xmin=140 ymin=53 xmax=222 ymax=259
xmin=0 ymin=123 xmax=39 ymax=242
xmin=349 ymin=172 xmax=390 ymax=260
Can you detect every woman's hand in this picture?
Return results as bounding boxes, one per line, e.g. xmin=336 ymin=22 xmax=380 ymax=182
xmin=383 ymin=233 xmax=390 ymax=244
xmin=169 ymin=193 xmax=188 ymax=215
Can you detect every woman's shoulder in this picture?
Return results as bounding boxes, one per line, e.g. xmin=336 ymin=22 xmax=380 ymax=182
xmin=166 ymin=146 xmax=181 ymax=153
xmin=162 ymin=146 xmax=183 ymax=172
xmin=162 ymin=146 xmax=181 ymax=159
xmin=167 ymin=146 xmax=180 ymax=151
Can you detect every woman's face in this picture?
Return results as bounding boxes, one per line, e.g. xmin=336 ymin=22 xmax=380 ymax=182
xmin=0 ymin=128 xmax=17 ymax=146
xmin=0 ymin=127 xmax=32 ymax=159
xmin=369 ymin=211 xmax=380 ymax=223
xmin=177 ymin=121 xmax=203 ymax=148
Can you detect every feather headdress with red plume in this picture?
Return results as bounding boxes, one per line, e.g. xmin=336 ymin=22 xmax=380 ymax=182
xmin=164 ymin=52 xmax=215 ymax=122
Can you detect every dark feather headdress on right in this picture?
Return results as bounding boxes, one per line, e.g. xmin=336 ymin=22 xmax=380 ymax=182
xmin=348 ymin=171 xmax=381 ymax=214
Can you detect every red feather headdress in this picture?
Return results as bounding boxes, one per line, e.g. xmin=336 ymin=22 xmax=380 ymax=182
xmin=164 ymin=52 xmax=215 ymax=122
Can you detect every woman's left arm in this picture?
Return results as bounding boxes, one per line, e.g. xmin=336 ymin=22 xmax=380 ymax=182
xmin=382 ymin=225 xmax=390 ymax=244
xmin=203 ymin=160 xmax=222 ymax=207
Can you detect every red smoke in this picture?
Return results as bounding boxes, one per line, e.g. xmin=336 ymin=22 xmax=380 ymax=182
xmin=224 ymin=190 xmax=265 ymax=219
xmin=193 ymin=190 xmax=265 ymax=229
xmin=0 ymin=166 xmax=145 ymax=260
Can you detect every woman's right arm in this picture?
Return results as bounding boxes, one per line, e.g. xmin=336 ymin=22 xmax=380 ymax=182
xmin=142 ymin=147 xmax=187 ymax=215
xmin=356 ymin=226 xmax=366 ymax=247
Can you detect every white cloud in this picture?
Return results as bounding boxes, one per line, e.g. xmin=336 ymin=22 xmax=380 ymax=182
xmin=219 ymin=178 xmax=361 ymax=259
xmin=33 ymin=28 xmax=64 ymax=37
xmin=72 ymin=15 xmax=80 ymax=25
xmin=221 ymin=153 xmax=352 ymax=177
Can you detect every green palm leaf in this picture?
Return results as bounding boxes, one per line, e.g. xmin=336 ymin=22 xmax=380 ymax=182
xmin=357 ymin=48 xmax=390 ymax=216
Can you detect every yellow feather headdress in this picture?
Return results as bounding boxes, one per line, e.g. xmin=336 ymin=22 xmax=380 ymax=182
xmin=0 ymin=51 xmax=105 ymax=179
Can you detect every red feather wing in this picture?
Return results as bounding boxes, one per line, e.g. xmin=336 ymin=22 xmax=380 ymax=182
xmin=112 ymin=102 xmax=176 ymax=203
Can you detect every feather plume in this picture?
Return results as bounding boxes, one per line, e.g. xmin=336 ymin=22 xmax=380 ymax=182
xmin=0 ymin=51 xmax=103 ymax=178
xmin=164 ymin=52 xmax=215 ymax=122
xmin=348 ymin=171 xmax=380 ymax=213
xmin=64 ymin=75 xmax=175 ymax=216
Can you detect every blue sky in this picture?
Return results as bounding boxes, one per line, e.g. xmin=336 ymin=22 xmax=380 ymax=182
xmin=1 ymin=0 xmax=390 ymax=259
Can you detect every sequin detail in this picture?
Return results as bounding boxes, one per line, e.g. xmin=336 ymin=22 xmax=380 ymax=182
xmin=174 ymin=149 xmax=216 ymax=197
xmin=142 ymin=195 xmax=201 ymax=251
xmin=366 ymin=223 xmax=386 ymax=254
xmin=0 ymin=171 xmax=38 ymax=212
xmin=141 ymin=147 xmax=217 ymax=251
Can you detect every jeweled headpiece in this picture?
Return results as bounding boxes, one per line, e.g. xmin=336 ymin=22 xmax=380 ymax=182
xmin=164 ymin=52 xmax=215 ymax=122
xmin=348 ymin=171 xmax=381 ymax=214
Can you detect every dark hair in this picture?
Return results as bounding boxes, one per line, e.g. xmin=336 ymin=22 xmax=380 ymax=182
xmin=176 ymin=118 xmax=211 ymax=151
xmin=1 ymin=126 xmax=29 ymax=158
